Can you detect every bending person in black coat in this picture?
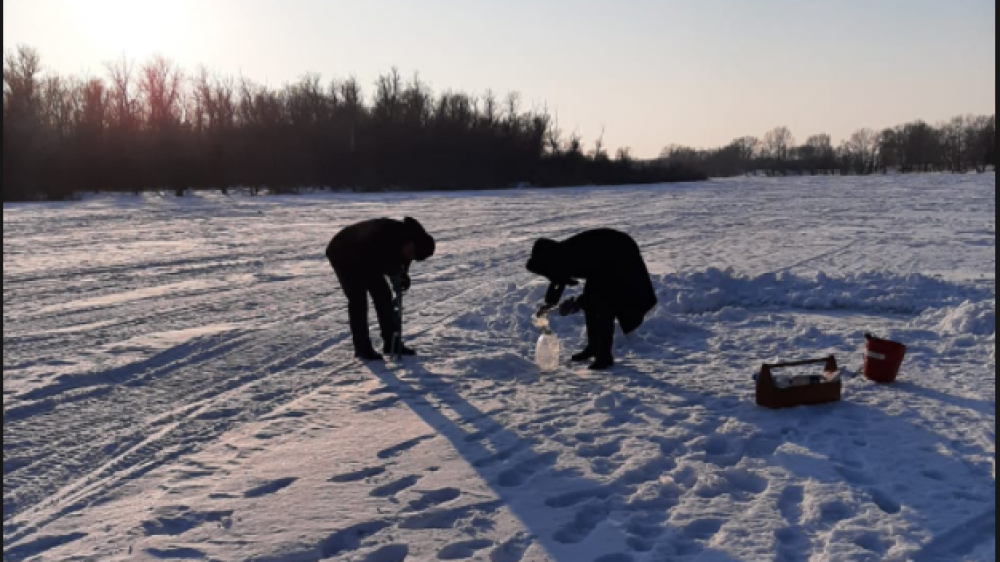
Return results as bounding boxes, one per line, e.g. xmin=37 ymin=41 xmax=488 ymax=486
xmin=527 ymin=229 xmax=657 ymax=371
xmin=327 ymin=217 xmax=436 ymax=361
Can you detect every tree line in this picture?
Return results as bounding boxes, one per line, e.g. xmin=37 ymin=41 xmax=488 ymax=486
xmin=3 ymin=46 xmax=704 ymax=202
xmin=659 ymin=117 xmax=996 ymax=178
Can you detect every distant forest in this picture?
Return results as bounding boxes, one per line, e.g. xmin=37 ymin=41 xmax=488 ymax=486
xmin=3 ymin=46 xmax=703 ymax=202
xmin=3 ymin=46 xmax=996 ymax=202
xmin=660 ymin=117 xmax=996 ymax=178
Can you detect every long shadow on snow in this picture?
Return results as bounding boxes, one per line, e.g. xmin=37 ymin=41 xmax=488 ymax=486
xmin=366 ymin=361 xmax=742 ymax=562
xmin=891 ymin=381 xmax=995 ymax=415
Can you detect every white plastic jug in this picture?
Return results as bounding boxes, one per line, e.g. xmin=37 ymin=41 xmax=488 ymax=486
xmin=534 ymin=316 xmax=561 ymax=372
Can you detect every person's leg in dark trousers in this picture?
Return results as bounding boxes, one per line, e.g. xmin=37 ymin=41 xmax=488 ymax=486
xmin=585 ymin=280 xmax=616 ymax=370
xmin=366 ymin=274 xmax=400 ymax=352
xmin=573 ymin=307 xmax=600 ymax=362
xmin=333 ymin=263 xmax=381 ymax=360
xmin=578 ymin=280 xmax=614 ymax=369
xmin=590 ymin=309 xmax=616 ymax=370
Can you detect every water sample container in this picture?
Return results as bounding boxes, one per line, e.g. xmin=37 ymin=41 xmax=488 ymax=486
xmin=534 ymin=316 xmax=561 ymax=372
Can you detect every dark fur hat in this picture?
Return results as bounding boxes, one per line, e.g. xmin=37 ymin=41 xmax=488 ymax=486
xmin=404 ymin=217 xmax=436 ymax=261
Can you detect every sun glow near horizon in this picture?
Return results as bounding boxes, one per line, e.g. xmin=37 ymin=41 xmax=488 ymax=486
xmin=61 ymin=0 xmax=196 ymax=63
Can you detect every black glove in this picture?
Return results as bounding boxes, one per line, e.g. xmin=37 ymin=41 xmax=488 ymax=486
xmin=400 ymin=272 xmax=412 ymax=292
xmin=558 ymin=297 xmax=583 ymax=316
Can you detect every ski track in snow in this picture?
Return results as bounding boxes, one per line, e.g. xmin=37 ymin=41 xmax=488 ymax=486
xmin=2 ymin=174 xmax=996 ymax=561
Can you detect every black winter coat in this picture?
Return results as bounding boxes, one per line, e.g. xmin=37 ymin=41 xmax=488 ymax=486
xmin=327 ymin=217 xmax=435 ymax=279
xmin=527 ymin=229 xmax=657 ymax=334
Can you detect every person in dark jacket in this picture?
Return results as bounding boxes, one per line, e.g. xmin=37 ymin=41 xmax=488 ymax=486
xmin=527 ymin=229 xmax=657 ymax=370
xmin=327 ymin=217 xmax=436 ymax=361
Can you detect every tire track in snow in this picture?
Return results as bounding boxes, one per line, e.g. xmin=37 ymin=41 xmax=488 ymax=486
xmin=4 ymin=217 xmax=519 ymax=550
xmin=4 ymin=333 xmax=355 ymax=551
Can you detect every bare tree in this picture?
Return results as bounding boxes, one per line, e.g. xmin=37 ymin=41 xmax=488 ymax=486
xmin=286 ymin=73 xmax=329 ymax=128
xmin=807 ymin=134 xmax=833 ymax=152
xmin=545 ymin=111 xmax=564 ymax=156
xmin=980 ymin=115 xmax=997 ymax=171
xmin=616 ymin=147 xmax=633 ymax=163
xmin=39 ymin=75 xmax=77 ymax=139
xmin=902 ymin=121 xmax=941 ymax=172
xmin=338 ymin=77 xmax=363 ymax=114
xmin=591 ymin=126 xmax=608 ymax=160
xmin=842 ymin=128 xmax=880 ymax=174
xmin=106 ymin=56 xmax=138 ymax=130
xmin=140 ymin=55 xmax=184 ymax=131
xmin=3 ymin=46 xmax=45 ymax=201
xmin=400 ymin=73 xmax=431 ymax=127
xmin=801 ymin=134 xmax=835 ymax=173
xmin=504 ymin=92 xmax=521 ymax=124
xmin=191 ymin=68 xmax=236 ymax=133
xmin=733 ymin=136 xmax=760 ymax=163
xmin=659 ymin=144 xmax=702 ymax=167
xmin=4 ymin=45 xmax=43 ymax=122
xmin=566 ymin=131 xmax=584 ymax=156
xmin=940 ymin=116 xmax=969 ymax=172
xmin=76 ymin=78 xmax=108 ymax=134
xmin=373 ymin=67 xmax=403 ymax=122
xmin=481 ymin=90 xmax=499 ymax=127
xmin=878 ymin=128 xmax=904 ymax=172
xmin=763 ymin=126 xmax=796 ymax=164
xmin=963 ymin=115 xmax=994 ymax=172
xmin=190 ymin=67 xmax=211 ymax=133
xmin=238 ymin=76 xmax=283 ymax=128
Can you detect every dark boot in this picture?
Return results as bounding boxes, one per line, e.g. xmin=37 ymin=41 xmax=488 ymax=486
xmin=355 ymin=348 xmax=385 ymax=362
xmin=384 ymin=340 xmax=417 ymax=357
xmin=589 ymin=355 xmax=615 ymax=371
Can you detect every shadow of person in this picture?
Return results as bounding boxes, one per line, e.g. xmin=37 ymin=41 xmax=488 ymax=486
xmin=891 ymin=380 xmax=995 ymax=415
xmin=363 ymin=359 xmax=746 ymax=562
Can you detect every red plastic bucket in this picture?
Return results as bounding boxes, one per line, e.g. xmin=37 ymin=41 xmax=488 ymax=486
xmin=864 ymin=334 xmax=907 ymax=384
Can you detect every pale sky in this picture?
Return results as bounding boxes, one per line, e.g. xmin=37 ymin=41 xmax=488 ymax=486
xmin=4 ymin=0 xmax=996 ymax=158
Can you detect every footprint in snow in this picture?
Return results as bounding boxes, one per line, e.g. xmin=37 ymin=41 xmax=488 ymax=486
xmin=378 ymin=435 xmax=436 ymax=460
xmin=319 ymin=521 xmax=393 ymax=558
xmin=400 ymin=501 xmax=505 ymax=531
xmin=497 ymin=452 xmax=559 ymax=488
xmin=244 ymin=477 xmax=297 ymax=499
xmin=407 ymin=488 xmax=462 ymax=512
xmin=683 ymin=519 xmax=725 ymax=542
xmin=437 ymin=540 xmax=495 ymax=560
xmin=364 ymin=544 xmax=410 ymax=562
xmin=489 ymin=534 xmax=534 ymax=562
xmin=142 ymin=508 xmax=234 ymax=537
xmin=359 ymin=396 xmax=402 ymax=412
xmin=779 ymin=485 xmax=806 ymax=526
xmin=146 ymin=547 xmax=208 ymax=559
xmin=371 ymin=475 xmax=422 ymax=499
xmin=553 ymin=503 xmax=612 ymax=545
xmin=330 ymin=466 xmax=387 ymax=484
xmin=819 ymin=501 xmax=854 ymax=525
xmin=576 ymin=439 xmax=623 ymax=460
xmin=869 ymin=489 xmax=902 ymax=515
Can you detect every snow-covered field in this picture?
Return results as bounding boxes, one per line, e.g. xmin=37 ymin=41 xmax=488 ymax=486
xmin=3 ymin=174 xmax=995 ymax=562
